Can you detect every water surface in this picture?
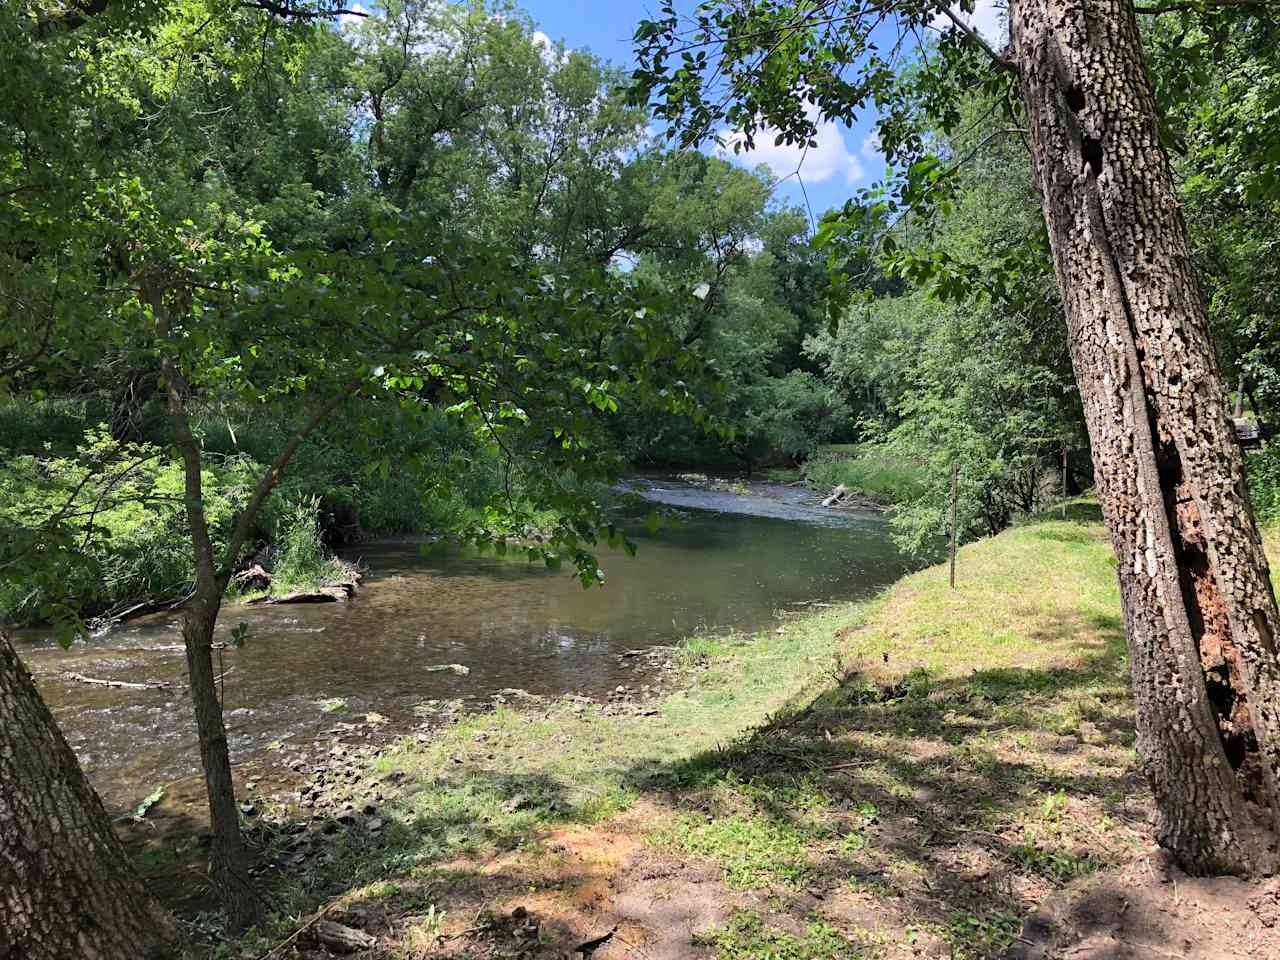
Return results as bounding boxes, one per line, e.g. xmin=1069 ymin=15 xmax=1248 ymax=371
xmin=18 ymin=479 xmax=908 ymax=807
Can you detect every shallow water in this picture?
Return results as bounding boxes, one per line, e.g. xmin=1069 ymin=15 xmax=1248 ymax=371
xmin=17 ymin=478 xmax=908 ymax=808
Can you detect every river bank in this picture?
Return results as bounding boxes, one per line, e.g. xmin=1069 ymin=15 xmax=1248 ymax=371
xmin=184 ymin=509 xmax=1280 ymax=959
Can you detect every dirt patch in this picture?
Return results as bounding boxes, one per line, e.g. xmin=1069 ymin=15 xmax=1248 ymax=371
xmin=1008 ymin=850 xmax=1280 ymax=960
xmin=397 ymin=802 xmax=733 ymax=959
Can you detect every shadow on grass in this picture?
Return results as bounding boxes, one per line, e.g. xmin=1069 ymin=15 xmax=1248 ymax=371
xmin=180 ymin=545 xmax=1154 ymax=958
xmin=615 ymin=612 xmax=1148 ymax=957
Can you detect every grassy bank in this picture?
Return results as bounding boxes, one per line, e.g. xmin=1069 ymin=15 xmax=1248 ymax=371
xmin=803 ymin=443 xmax=927 ymax=505
xmin=207 ymin=507 xmax=1280 ymax=959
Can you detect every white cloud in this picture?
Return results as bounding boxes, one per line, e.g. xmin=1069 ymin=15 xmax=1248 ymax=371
xmin=931 ymin=0 xmax=1006 ymax=45
xmin=531 ymin=29 xmax=572 ymax=65
xmin=860 ymin=131 xmax=882 ymax=163
xmin=716 ymin=104 xmax=863 ymax=186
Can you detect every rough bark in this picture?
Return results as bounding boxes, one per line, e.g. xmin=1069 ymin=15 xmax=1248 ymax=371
xmin=0 ymin=628 xmax=176 ymax=959
xmin=1010 ymin=0 xmax=1280 ymax=874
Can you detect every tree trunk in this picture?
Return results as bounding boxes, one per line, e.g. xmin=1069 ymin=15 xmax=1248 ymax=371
xmin=156 ymin=314 xmax=262 ymax=931
xmin=0 ymin=629 xmax=176 ymax=959
xmin=1011 ymin=0 xmax=1280 ymax=874
xmin=183 ymin=585 xmax=262 ymax=931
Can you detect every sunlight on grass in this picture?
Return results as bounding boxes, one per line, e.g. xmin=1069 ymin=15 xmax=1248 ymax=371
xmin=257 ymin=516 xmax=1279 ymax=960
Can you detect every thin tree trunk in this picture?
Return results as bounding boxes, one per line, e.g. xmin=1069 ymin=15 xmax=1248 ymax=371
xmin=182 ymin=582 xmax=260 ymax=930
xmin=1012 ymin=0 xmax=1280 ymax=874
xmin=165 ymin=379 xmax=262 ymax=931
xmin=949 ymin=463 xmax=959 ymax=589
xmin=153 ymin=280 xmax=262 ymax=930
xmin=0 ymin=628 xmax=176 ymax=958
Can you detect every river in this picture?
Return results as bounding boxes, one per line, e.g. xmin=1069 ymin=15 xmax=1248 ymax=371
xmin=17 ymin=478 xmax=908 ymax=810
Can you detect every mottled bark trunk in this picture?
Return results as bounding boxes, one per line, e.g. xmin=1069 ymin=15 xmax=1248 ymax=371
xmin=0 ymin=629 xmax=176 ymax=958
xmin=1011 ymin=0 xmax=1280 ymax=874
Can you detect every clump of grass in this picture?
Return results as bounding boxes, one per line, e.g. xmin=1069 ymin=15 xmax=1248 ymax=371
xmin=694 ymin=910 xmax=862 ymax=960
xmin=271 ymin=496 xmax=337 ymax=588
xmin=659 ymin=810 xmax=813 ymax=888
xmin=804 ymin=444 xmax=926 ymax=504
xmin=944 ymin=910 xmax=1024 ymax=960
xmin=247 ymin=495 xmax=359 ymax=598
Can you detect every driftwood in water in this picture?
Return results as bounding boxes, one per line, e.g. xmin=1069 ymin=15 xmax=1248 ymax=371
xmin=84 ymin=593 xmax=192 ymax=640
xmin=821 ymin=484 xmax=849 ymax=507
xmin=245 ymin=585 xmax=351 ymax=605
xmin=61 ymin=672 xmax=171 ymax=690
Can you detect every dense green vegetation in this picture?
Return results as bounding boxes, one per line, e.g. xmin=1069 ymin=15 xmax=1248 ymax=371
xmin=0 ymin=394 xmax=568 ymax=621
xmin=7 ymin=0 xmax=1280 ymax=954
xmin=7 ymin=0 xmax=1277 ymax=618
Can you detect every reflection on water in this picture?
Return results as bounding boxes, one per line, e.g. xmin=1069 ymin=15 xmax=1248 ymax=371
xmin=16 ymin=479 xmax=908 ymax=808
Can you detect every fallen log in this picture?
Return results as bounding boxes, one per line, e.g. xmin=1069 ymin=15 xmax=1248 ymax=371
xmin=245 ymin=585 xmax=350 ymax=604
xmin=311 ymin=920 xmax=377 ymax=954
xmin=61 ymin=672 xmax=171 ymax=690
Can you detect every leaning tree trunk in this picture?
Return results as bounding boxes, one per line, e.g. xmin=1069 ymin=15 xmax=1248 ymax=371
xmin=1011 ymin=0 xmax=1280 ymax=874
xmin=0 ymin=629 xmax=176 ymax=958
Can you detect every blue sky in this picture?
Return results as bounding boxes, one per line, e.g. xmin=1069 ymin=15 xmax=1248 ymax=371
xmin=518 ymin=1 xmax=1006 ymax=222
xmin=340 ymin=2 xmax=1006 ymax=224
xmin=520 ymin=0 xmax=885 ymax=219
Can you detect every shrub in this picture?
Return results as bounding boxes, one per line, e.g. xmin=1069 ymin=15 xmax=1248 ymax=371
xmin=0 ymin=427 xmax=260 ymax=623
xmin=271 ymin=496 xmax=330 ymax=588
xmin=1249 ymin=446 xmax=1280 ymax=525
xmin=804 ymin=444 xmax=927 ymax=504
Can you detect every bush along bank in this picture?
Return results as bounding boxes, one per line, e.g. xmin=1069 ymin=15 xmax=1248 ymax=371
xmin=802 ymin=443 xmax=928 ymax=508
xmin=0 ymin=426 xmax=363 ymax=626
xmin=192 ymin=511 xmax=1280 ymax=960
xmin=0 ymin=398 xmax=566 ymax=627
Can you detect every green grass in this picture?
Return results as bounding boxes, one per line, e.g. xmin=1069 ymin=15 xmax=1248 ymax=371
xmin=694 ymin=910 xmax=864 ymax=960
xmin=804 ymin=443 xmax=927 ymax=504
xmin=761 ymin=465 xmax=804 ymax=483
xmin=215 ymin=513 xmax=1280 ymax=960
xmin=364 ymin=613 xmax=867 ymax=860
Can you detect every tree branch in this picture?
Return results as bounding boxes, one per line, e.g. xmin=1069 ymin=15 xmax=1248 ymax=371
xmin=218 ymin=301 xmax=476 ymax=574
xmin=1135 ymin=0 xmax=1273 ymax=14
xmin=238 ymin=1 xmax=369 ymax=21
xmin=941 ymin=8 xmax=1015 ymax=73
xmin=219 ymin=371 xmax=365 ymax=575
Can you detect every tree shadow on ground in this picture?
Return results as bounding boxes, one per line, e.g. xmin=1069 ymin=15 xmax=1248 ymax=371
xmin=170 ymin=564 xmax=1168 ymax=958
xmin=609 ymin=609 xmax=1155 ymax=958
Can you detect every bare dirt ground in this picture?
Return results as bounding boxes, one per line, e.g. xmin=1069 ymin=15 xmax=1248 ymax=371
xmin=281 ymin=802 xmax=1280 ymax=960
xmin=1009 ymin=854 xmax=1280 ymax=960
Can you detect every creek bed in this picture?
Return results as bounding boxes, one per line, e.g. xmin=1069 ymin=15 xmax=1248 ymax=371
xmin=17 ymin=477 xmax=908 ymax=810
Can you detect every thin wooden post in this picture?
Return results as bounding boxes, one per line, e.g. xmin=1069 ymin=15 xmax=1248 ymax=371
xmin=1234 ymin=373 xmax=1246 ymax=419
xmin=948 ymin=463 xmax=958 ymax=590
xmin=1061 ymin=446 xmax=1068 ymax=517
